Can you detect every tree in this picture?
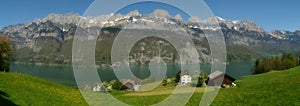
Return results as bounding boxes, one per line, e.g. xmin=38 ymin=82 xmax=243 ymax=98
xmin=196 ymin=72 xmax=208 ymax=87
xmin=161 ymin=78 xmax=168 ymax=86
xmin=282 ymin=54 xmax=298 ymax=69
xmin=110 ymin=80 xmax=123 ymax=90
xmin=252 ymin=53 xmax=299 ymax=74
xmin=0 ymin=35 xmax=14 ymax=72
xmin=274 ymin=56 xmax=282 ymax=70
xmin=252 ymin=59 xmax=263 ymax=74
xmin=296 ymin=49 xmax=300 ymax=65
xmin=174 ymin=70 xmax=181 ymax=83
xmin=296 ymin=49 xmax=300 ymax=58
xmin=255 ymin=58 xmax=260 ymax=67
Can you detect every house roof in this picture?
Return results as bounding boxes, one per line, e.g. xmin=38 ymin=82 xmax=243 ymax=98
xmin=208 ymin=71 xmax=236 ymax=81
xmin=208 ymin=71 xmax=225 ymax=79
xmin=181 ymin=74 xmax=191 ymax=76
xmin=208 ymin=71 xmax=235 ymax=81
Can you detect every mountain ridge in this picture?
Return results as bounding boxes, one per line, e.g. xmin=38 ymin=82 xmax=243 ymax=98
xmin=1 ymin=10 xmax=299 ymax=65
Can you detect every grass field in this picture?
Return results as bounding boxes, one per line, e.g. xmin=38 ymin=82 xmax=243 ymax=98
xmin=211 ymin=66 xmax=300 ymax=105
xmin=0 ymin=72 xmax=87 ymax=106
xmin=1 ymin=66 xmax=300 ymax=105
xmin=116 ymin=66 xmax=300 ymax=105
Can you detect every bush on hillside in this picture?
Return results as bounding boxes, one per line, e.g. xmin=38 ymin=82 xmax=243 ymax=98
xmin=110 ymin=80 xmax=123 ymax=90
xmin=252 ymin=53 xmax=299 ymax=74
xmin=196 ymin=72 xmax=208 ymax=87
xmin=0 ymin=35 xmax=14 ymax=72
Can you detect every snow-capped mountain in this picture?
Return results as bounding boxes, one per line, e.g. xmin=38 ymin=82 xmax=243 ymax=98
xmin=0 ymin=9 xmax=299 ymax=64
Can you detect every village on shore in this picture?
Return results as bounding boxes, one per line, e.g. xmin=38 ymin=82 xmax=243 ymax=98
xmin=89 ymin=70 xmax=237 ymax=92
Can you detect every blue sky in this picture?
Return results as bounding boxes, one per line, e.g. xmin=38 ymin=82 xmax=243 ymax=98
xmin=0 ymin=0 xmax=300 ymax=31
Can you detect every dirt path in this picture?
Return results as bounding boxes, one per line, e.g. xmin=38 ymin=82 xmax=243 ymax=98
xmin=125 ymin=87 xmax=207 ymax=96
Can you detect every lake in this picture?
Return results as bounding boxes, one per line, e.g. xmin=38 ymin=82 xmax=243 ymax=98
xmin=10 ymin=61 xmax=254 ymax=87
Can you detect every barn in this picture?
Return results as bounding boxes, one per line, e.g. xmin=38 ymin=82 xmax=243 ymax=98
xmin=122 ymin=79 xmax=141 ymax=91
xmin=206 ymin=71 xmax=236 ymax=87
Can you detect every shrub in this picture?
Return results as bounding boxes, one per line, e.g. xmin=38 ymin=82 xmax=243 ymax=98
xmin=110 ymin=80 xmax=123 ymax=90
xmin=161 ymin=78 xmax=168 ymax=86
xmin=196 ymin=72 xmax=208 ymax=87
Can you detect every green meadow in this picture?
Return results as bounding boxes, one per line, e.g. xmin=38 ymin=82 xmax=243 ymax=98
xmin=1 ymin=66 xmax=300 ymax=105
xmin=0 ymin=72 xmax=87 ymax=106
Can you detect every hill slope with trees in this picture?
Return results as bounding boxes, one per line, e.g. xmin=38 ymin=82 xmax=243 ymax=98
xmin=0 ymin=35 xmax=14 ymax=72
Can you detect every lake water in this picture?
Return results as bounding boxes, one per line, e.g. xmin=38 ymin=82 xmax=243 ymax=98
xmin=10 ymin=61 xmax=254 ymax=87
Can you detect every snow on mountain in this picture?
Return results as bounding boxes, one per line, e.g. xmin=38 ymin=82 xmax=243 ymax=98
xmin=1 ymin=10 xmax=300 ymax=48
xmin=1 ymin=10 xmax=300 ymax=65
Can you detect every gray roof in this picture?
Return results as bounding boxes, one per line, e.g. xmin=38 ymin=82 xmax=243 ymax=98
xmin=208 ymin=71 xmax=225 ymax=79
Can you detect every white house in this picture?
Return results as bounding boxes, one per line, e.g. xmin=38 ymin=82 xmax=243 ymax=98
xmin=92 ymin=83 xmax=111 ymax=92
xmin=92 ymin=84 xmax=101 ymax=92
xmin=180 ymin=75 xmax=192 ymax=85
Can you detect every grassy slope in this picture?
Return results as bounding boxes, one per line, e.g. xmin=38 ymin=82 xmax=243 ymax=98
xmin=1 ymin=66 xmax=300 ymax=105
xmin=116 ymin=66 xmax=300 ymax=105
xmin=211 ymin=66 xmax=300 ymax=106
xmin=0 ymin=72 xmax=87 ymax=106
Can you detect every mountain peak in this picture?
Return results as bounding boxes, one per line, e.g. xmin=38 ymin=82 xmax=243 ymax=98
xmin=42 ymin=13 xmax=81 ymax=24
xmin=127 ymin=10 xmax=140 ymax=16
xmin=174 ymin=14 xmax=183 ymax=21
xmin=216 ymin=16 xmax=225 ymax=21
xmin=188 ymin=16 xmax=202 ymax=23
xmin=44 ymin=13 xmax=80 ymax=19
xmin=152 ymin=9 xmax=170 ymax=17
xmin=204 ymin=16 xmax=225 ymax=24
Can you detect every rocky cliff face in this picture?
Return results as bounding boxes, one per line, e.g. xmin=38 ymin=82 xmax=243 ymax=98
xmin=1 ymin=10 xmax=299 ymax=64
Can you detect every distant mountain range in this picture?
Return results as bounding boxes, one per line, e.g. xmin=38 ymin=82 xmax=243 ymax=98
xmin=1 ymin=9 xmax=299 ymax=65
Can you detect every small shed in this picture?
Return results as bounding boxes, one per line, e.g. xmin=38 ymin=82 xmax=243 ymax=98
xmin=206 ymin=71 xmax=236 ymax=86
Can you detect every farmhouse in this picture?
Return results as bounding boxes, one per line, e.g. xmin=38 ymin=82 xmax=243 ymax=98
xmin=180 ymin=74 xmax=192 ymax=86
xmin=206 ymin=71 xmax=236 ymax=87
xmin=92 ymin=84 xmax=101 ymax=92
xmin=122 ymin=79 xmax=141 ymax=91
